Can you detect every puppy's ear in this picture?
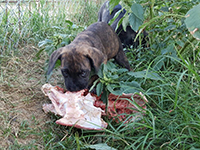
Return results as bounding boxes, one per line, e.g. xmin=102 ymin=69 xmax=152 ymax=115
xmin=47 ymin=47 xmax=63 ymax=75
xmin=84 ymin=47 xmax=107 ymax=72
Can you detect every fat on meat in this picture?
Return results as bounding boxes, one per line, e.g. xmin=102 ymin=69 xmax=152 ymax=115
xmin=41 ymin=84 xmax=107 ymax=130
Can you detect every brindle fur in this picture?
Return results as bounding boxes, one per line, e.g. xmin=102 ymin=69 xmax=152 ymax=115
xmin=47 ymin=22 xmax=130 ymax=92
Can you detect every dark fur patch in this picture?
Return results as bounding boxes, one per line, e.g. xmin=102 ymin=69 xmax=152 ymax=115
xmin=98 ymin=1 xmax=148 ymax=48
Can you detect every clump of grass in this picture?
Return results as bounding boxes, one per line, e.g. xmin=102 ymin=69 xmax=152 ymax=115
xmin=69 ymin=0 xmax=104 ymax=26
xmin=59 ymin=55 xmax=199 ymax=150
xmin=0 ymin=0 xmax=103 ymax=54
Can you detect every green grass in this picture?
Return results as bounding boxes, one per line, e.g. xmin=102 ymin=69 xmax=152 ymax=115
xmin=1 ymin=0 xmax=200 ymax=149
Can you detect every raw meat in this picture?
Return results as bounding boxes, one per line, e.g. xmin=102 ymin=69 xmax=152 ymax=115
xmin=41 ymin=84 xmax=148 ymax=130
xmin=93 ymin=92 xmax=148 ymax=123
xmin=41 ymin=84 xmax=107 ymax=130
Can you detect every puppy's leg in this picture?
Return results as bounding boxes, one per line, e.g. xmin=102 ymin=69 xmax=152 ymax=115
xmin=114 ymin=45 xmax=131 ymax=71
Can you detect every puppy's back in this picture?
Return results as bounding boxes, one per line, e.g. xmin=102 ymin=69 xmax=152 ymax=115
xmin=81 ymin=22 xmax=122 ymax=59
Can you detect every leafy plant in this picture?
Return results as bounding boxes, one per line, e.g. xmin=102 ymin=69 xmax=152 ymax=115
xmin=38 ymin=20 xmax=83 ymax=57
xmin=109 ymin=1 xmax=144 ymax=32
xmin=91 ymin=61 xmax=162 ymax=103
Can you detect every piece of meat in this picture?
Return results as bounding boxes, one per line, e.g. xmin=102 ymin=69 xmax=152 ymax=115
xmin=41 ymin=84 xmax=107 ymax=130
xmin=41 ymin=84 xmax=148 ymax=130
xmin=93 ymin=93 xmax=148 ymax=123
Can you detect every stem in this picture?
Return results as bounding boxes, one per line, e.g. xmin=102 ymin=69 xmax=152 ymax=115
xmin=150 ymin=0 xmax=155 ymax=19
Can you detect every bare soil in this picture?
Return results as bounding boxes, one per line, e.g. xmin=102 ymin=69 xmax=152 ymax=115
xmin=0 ymin=45 xmax=64 ymax=149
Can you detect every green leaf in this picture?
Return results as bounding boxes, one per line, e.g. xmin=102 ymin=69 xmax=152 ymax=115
xmin=85 ymin=143 xmax=117 ymax=150
xmin=38 ymin=39 xmax=53 ymax=48
xmin=117 ymin=68 xmax=129 ymax=74
xmin=54 ymin=33 xmax=69 ymax=39
xmin=101 ymin=89 xmax=109 ymax=104
xmin=106 ymin=61 xmax=116 ymax=70
xmin=185 ymin=4 xmax=200 ymax=40
xmin=106 ymin=84 xmax=123 ymax=96
xmin=129 ymin=3 xmax=144 ymax=32
xmin=161 ymin=44 xmax=179 ymax=62
xmin=122 ymin=14 xmax=129 ymax=32
xmin=97 ymin=64 xmax=104 ymax=78
xmin=164 ymin=25 xmax=176 ymax=31
xmin=96 ymin=82 xmax=103 ymax=96
xmin=153 ymin=58 xmax=165 ymax=71
xmin=51 ymin=26 xmax=64 ymax=30
xmin=35 ymin=48 xmax=45 ymax=60
xmin=128 ymin=71 xmax=162 ymax=80
xmin=161 ymin=44 xmax=175 ymax=55
xmin=108 ymin=74 xmax=118 ymax=80
xmin=120 ymin=81 xmax=141 ymax=94
xmin=65 ymin=20 xmax=73 ymax=26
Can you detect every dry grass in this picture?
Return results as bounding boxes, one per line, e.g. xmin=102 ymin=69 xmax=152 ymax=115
xmin=0 ymin=45 xmax=64 ymax=149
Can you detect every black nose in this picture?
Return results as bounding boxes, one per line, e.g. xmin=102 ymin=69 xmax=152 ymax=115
xmin=65 ymin=79 xmax=87 ymax=92
xmin=66 ymin=84 xmax=84 ymax=92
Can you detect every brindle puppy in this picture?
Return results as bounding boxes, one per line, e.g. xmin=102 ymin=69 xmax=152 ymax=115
xmin=47 ymin=22 xmax=130 ymax=92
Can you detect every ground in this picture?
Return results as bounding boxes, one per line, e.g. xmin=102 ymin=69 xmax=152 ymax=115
xmin=0 ymin=45 xmax=65 ymax=149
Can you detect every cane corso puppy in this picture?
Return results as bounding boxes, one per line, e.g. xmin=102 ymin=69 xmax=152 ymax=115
xmin=47 ymin=22 xmax=130 ymax=92
xmin=98 ymin=1 xmax=148 ymax=48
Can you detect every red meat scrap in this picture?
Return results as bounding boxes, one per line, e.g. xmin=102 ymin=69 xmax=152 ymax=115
xmin=93 ymin=93 xmax=148 ymax=123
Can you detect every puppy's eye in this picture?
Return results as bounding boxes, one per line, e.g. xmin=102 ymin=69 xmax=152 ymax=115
xmin=80 ymin=71 xmax=87 ymax=78
xmin=61 ymin=70 xmax=68 ymax=77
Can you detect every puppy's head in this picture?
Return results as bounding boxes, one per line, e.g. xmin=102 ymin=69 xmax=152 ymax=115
xmin=47 ymin=45 xmax=106 ymax=92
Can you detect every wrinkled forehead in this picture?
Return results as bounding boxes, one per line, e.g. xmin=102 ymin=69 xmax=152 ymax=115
xmin=60 ymin=51 xmax=91 ymax=72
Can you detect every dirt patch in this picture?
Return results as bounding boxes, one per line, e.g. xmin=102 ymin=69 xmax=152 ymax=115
xmin=0 ymin=45 xmax=64 ymax=148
